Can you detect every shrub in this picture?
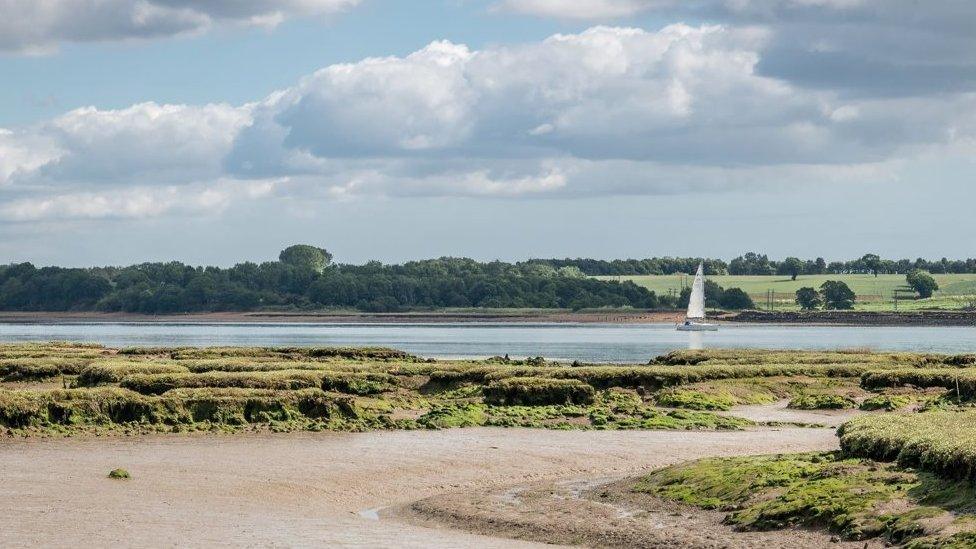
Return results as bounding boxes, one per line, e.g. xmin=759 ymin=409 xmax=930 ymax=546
xmin=719 ymin=288 xmax=755 ymax=310
xmin=820 ymin=280 xmax=856 ymax=310
xmin=906 ymin=270 xmax=939 ymax=299
xmin=108 ymin=468 xmax=130 ymax=479
xmin=483 ymin=377 xmax=595 ymax=406
xmin=795 ymin=287 xmax=822 ymax=310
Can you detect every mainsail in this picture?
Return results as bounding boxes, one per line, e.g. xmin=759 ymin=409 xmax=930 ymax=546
xmin=686 ymin=263 xmax=706 ymax=320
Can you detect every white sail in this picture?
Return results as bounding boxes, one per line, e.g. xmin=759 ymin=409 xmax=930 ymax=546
xmin=686 ymin=263 xmax=706 ymax=320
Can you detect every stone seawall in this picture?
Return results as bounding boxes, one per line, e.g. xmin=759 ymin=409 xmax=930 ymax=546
xmin=726 ymin=310 xmax=976 ymax=326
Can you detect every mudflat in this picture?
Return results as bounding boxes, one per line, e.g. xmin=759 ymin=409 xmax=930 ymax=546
xmin=1 ymin=428 xmax=836 ymax=548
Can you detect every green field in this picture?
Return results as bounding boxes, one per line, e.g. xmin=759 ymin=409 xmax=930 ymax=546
xmin=596 ymin=273 xmax=976 ymax=311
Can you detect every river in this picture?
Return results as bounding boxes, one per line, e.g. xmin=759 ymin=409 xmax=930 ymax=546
xmin=1 ymin=322 xmax=975 ymax=362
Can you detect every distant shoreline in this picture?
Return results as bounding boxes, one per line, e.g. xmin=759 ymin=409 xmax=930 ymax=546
xmin=1 ymin=309 xmax=975 ymax=326
xmin=0 ymin=310 xmax=686 ymax=325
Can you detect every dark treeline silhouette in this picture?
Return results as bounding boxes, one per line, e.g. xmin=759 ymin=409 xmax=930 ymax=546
xmin=0 ymin=246 xmax=661 ymax=313
xmin=529 ymin=253 xmax=976 ymax=277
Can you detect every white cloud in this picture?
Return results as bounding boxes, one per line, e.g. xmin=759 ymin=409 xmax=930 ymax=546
xmin=492 ymin=0 xmax=671 ymax=19
xmin=1 ymin=24 xmax=974 ymax=224
xmin=276 ymin=40 xmax=476 ymax=155
xmin=0 ymin=0 xmax=360 ymax=53
xmin=4 ymin=102 xmax=251 ymax=187
xmin=322 ymin=167 xmax=568 ymax=200
xmin=0 ymin=178 xmax=280 ymax=222
xmin=0 ymin=130 xmax=62 ymax=185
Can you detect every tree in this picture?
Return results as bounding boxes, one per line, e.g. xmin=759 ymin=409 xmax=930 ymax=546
xmin=780 ymin=257 xmax=804 ymax=281
xmin=906 ymin=270 xmax=939 ymax=299
xmin=814 ymin=257 xmax=827 ymax=274
xmin=278 ymin=245 xmax=333 ymax=274
xmin=861 ymin=254 xmax=882 ymax=277
xmin=820 ymin=280 xmax=856 ymax=310
xmin=719 ymin=288 xmax=754 ymax=310
xmin=556 ymin=266 xmax=585 ymax=278
xmin=795 ymin=287 xmax=822 ymax=310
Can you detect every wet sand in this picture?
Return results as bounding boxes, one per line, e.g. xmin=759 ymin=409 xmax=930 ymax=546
xmin=717 ymin=399 xmax=866 ymax=428
xmin=1 ymin=427 xmax=838 ymax=548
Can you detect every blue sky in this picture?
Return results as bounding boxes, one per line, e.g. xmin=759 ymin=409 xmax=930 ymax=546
xmin=1 ymin=1 xmax=974 ymax=266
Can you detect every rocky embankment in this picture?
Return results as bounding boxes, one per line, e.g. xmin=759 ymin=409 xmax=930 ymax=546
xmin=726 ymin=310 xmax=976 ymax=326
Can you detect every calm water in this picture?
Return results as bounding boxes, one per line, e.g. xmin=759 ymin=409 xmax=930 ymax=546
xmin=1 ymin=322 xmax=975 ymax=363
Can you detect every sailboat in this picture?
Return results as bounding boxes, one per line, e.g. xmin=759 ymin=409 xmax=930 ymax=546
xmin=676 ymin=263 xmax=718 ymax=331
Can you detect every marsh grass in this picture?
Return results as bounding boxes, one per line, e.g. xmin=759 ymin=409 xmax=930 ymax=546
xmin=483 ymin=377 xmax=595 ymax=406
xmin=839 ymin=411 xmax=976 ymax=481
xmin=3 ymin=344 xmax=970 ymax=437
xmin=75 ymin=361 xmax=189 ymax=386
xmin=635 ymin=452 xmax=976 ymax=545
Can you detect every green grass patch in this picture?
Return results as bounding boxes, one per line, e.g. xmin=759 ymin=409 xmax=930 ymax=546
xmin=860 ymin=394 xmax=913 ymax=411
xmin=839 ymin=410 xmax=976 ymax=480
xmin=108 ymin=468 xmax=130 ymax=479
xmin=635 ymin=452 xmax=976 ymax=544
xmin=654 ymin=388 xmax=737 ymax=411
xmin=788 ymin=393 xmax=858 ymax=410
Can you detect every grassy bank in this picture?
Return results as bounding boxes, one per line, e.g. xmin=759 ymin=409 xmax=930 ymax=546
xmin=839 ymin=411 xmax=976 ymax=480
xmin=636 ymin=452 xmax=976 ymax=547
xmin=598 ymin=273 xmax=976 ymax=311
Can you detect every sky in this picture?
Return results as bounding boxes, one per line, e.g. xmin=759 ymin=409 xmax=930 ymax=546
xmin=1 ymin=0 xmax=974 ymax=267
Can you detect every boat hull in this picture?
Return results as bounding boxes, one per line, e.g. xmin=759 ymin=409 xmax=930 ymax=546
xmin=676 ymin=323 xmax=719 ymax=332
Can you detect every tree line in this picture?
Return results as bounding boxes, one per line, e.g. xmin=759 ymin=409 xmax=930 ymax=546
xmin=0 ymin=246 xmax=666 ymax=313
xmin=529 ymin=253 xmax=976 ymax=277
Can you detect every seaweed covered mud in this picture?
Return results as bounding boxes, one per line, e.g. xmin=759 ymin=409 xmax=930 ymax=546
xmin=620 ymin=361 xmax=976 ymax=548
xmin=1 ymin=343 xmax=973 ymax=437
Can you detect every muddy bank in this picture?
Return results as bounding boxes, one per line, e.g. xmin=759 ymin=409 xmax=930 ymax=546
xmin=405 ymin=475 xmax=878 ymax=549
xmin=0 ymin=427 xmax=836 ymax=548
xmin=0 ymin=310 xmax=684 ymax=325
xmin=726 ymin=309 xmax=976 ymax=326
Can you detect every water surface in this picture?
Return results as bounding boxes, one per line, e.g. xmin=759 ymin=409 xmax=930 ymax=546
xmin=1 ymin=322 xmax=974 ymax=363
